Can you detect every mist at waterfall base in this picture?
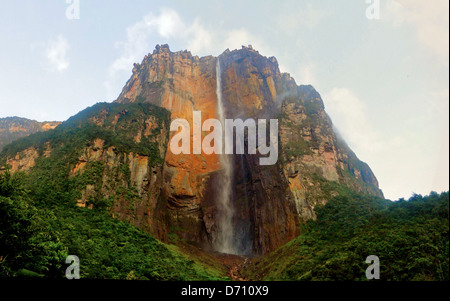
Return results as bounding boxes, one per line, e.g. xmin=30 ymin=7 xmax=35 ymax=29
xmin=213 ymin=58 xmax=253 ymax=256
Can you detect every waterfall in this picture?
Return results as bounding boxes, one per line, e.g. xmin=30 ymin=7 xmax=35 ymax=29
xmin=215 ymin=58 xmax=236 ymax=254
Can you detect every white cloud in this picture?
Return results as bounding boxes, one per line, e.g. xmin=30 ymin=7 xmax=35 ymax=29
xmin=222 ymin=29 xmax=255 ymax=51
xmin=323 ymin=87 xmax=449 ymax=200
xmin=299 ymin=4 xmax=331 ymax=29
xmin=429 ymin=88 xmax=450 ymax=194
xmin=296 ymin=62 xmax=318 ymax=87
xmin=221 ymin=29 xmax=271 ymax=56
xmin=324 ymin=88 xmax=396 ymax=199
xmin=380 ymin=1 xmax=449 ymax=198
xmin=278 ymin=4 xmax=331 ymax=33
xmin=186 ymin=19 xmax=213 ymax=55
xmin=105 ymin=8 xmax=273 ymax=100
xmin=385 ymin=0 xmax=449 ymax=62
xmin=108 ymin=8 xmax=185 ymax=77
xmin=106 ymin=8 xmax=188 ymax=99
xmin=324 ymin=87 xmax=385 ymax=155
xmin=46 ymin=35 xmax=70 ymax=72
xmin=108 ymin=7 xmax=276 ymax=80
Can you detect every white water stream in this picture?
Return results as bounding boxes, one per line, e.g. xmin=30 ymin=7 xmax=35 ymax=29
xmin=215 ymin=58 xmax=236 ymax=254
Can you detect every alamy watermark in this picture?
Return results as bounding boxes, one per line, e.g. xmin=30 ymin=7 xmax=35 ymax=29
xmin=169 ymin=111 xmax=279 ymax=165
xmin=365 ymin=0 xmax=380 ymax=20
xmin=365 ymin=255 xmax=380 ymax=279
xmin=65 ymin=0 xmax=80 ymax=20
xmin=65 ymin=255 xmax=80 ymax=279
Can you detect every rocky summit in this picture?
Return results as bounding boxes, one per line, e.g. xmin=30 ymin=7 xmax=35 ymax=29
xmin=0 ymin=117 xmax=60 ymax=152
xmin=0 ymin=44 xmax=382 ymax=257
xmin=115 ymin=44 xmax=382 ymax=255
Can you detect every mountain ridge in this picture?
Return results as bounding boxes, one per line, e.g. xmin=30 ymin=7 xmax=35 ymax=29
xmin=0 ymin=117 xmax=60 ymax=152
xmin=1 ymin=44 xmax=382 ymax=256
xmin=1 ymin=44 xmax=447 ymax=282
xmin=113 ymin=44 xmax=383 ymax=254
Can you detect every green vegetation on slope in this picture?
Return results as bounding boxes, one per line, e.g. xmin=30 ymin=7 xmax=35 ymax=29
xmin=242 ymin=191 xmax=449 ymax=281
xmin=0 ymin=102 xmax=170 ymax=165
xmin=0 ymin=101 xmax=447 ymax=281
xmin=0 ymin=117 xmax=59 ymax=152
xmin=0 ymin=102 xmax=227 ymax=280
xmin=0 ymin=102 xmax=170 ymax=210
xmin=0 ymin=170 xmax=227 ymax=280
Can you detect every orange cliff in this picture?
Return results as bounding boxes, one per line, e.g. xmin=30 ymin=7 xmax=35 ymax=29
xmin=114 ymin=44 xmax=383 ymax=255
xmin=116 ymin=44 xmax=224 ymax=246
xmin=115 ymin=45 xmax=302 ymax=254
xmin=1 ymin=44 xmax=383 ymax=256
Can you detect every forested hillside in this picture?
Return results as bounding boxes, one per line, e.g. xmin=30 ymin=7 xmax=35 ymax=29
xmin=242 ymin=190 xmax=449 ymax=281
xmin=0 ymin=169 xmax=227 ymax=280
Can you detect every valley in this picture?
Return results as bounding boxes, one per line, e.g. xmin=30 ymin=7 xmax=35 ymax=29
xmin=0 ymin=45 xmax=447 ymax=281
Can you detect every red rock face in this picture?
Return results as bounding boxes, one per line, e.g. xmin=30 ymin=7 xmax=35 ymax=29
xmin=117 ymin=45 xmax=224 ymax=247
xmin=1 ymin=44 xmax=382 ymax=256
xmin=112 ymin=44 xmax=383 ymax=255
xmin=6 ymin=147 xmax=39 ymax=172
xmin=0 ymin=117 xmax=61 ymax=152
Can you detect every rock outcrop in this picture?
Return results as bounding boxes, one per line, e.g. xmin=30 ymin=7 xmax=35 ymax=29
xmin=0 ymin=117 xmax=60 ymax=151
xmin=114 ymin=44 xmax=383 ymax=255
xmin=1 ymin=45 xmax=383 ymax=256
xmin=0 ymin=102 xmax=172 ymax=240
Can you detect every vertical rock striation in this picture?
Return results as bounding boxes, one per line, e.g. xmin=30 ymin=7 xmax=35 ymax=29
xmin=1 ymin=44 xmax=383 ymax=256
xmin=115 ymin=44 xmax=383 ymax=255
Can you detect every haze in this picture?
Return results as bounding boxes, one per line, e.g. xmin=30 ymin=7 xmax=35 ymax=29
xmin=0 ymin=0 xmax=448 ymax=200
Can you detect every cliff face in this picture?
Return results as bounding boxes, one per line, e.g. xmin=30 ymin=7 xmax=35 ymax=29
xmin=279 ymin=86 xmax=383 ymax=221
xmin=0 ymin=103 xmax=172 ymax=240
xmin=114 ymin=44 xmax=383 ymax=255
xmin=0 ymin=117 xmax=60 ymax=151
xmin=117 ymin=45 xmax=222 ymax=247
xmin=1 ymin=45 xmax=382 ymax=256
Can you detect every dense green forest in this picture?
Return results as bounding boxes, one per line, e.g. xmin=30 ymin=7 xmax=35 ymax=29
xmin=0 ymin=101 xmax=448 ymax=281
xmin=0 ymin=169 xmax=226 ymax=280
xmin=1 ymin=167 xmax=448 ymax=280
xmin=242 ymin=191 xmax=449 ymax=281
xmin=0 ymin=102 xmax=228 ymax=280
xmin=0 ymin=102 xmax=170 ymax=164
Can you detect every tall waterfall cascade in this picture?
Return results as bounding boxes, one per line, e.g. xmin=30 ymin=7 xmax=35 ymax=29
xmin=214 ymin=58 xmax=237 ymax=255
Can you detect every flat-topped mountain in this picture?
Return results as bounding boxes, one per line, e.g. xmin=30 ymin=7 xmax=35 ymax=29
xmin=1 ymin=45 xmax=446 ymax=282
xmin=1 ymin=45 xmax=382 ymax=256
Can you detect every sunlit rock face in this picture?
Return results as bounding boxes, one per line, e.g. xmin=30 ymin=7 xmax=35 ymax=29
xmin=1 ymin=44 xmax=382 ymax=256
xmin=115 ymin=44 xmax=383 ymax=255
xmin=0 ymin=117 xmax=60 ymax=151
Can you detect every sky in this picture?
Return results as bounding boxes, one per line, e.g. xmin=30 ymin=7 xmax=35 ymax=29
xmin=0 ymin=0 xmax=448 ymax=200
